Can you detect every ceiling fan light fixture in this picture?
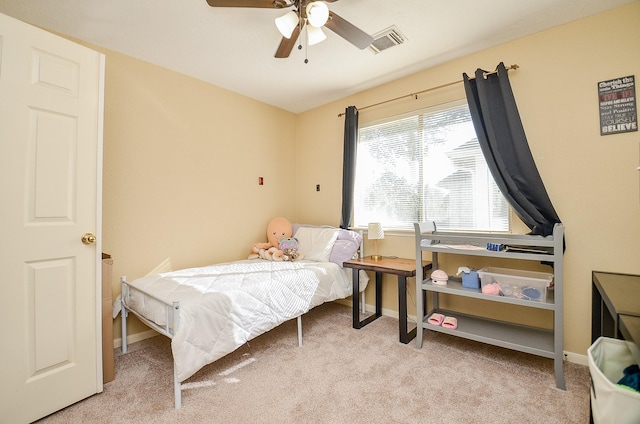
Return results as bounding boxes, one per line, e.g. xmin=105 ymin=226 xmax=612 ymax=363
xmin=275 ymin=10 xmax=299 ymax=38
xmin=306 ymin=1 xmax=329 ymax=27
xmin=307 ymin=25 xmax=327 ymax=45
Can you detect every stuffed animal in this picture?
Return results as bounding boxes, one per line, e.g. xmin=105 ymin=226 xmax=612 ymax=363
xmin=279 ymin=237 xmax=303 ymax=261
xmin=249 ymin=217 xmax=293 ymax=261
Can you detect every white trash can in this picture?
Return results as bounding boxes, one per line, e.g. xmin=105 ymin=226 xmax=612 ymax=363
xmin=588 ymin=337 xmax=640 ymax=424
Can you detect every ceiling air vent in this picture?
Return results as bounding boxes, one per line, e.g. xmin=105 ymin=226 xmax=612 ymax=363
xmin=368 ymin=26 xmax=406 ymax=54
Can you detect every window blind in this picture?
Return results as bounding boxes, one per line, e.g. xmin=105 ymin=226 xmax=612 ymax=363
xmin=354 ymin=101 xmax=509 ymax=231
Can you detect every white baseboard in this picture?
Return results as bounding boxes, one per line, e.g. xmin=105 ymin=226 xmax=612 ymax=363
xmin=114 ymin=329 xmax=159 ymax=349
xmin=564 ymin=351 xmax=588 ymax=366
xmin=351 ymin=300 xmax=588 ymax=366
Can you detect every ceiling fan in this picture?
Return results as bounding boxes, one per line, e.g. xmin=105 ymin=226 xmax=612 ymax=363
xmin=206 ymin=0 xmax=374 ymax=59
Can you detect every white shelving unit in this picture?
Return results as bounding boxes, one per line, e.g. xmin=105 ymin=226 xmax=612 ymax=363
xmin=414 ymin=222 xmax=565 ymax=390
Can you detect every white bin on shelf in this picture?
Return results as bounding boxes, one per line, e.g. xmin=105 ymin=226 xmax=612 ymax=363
xmin=588 ymin=337 xmax=640 ymax=424
xmin=477 ymin=267 xmax=552 ymax=301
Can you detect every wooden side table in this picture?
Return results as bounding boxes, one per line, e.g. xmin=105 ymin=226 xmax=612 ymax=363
xmin=343 ymin=256 xmax=432 ymax=344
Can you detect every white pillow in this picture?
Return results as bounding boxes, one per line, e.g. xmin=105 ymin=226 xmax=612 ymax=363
xmin=294 ymin=226 xmax=339 ymax=262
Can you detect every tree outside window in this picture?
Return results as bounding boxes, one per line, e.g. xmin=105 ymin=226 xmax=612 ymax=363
xmin=354 ymin=101 xmax=509 ymax=232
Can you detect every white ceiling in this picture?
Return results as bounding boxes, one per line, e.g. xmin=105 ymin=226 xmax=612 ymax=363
xmin=0 ymin=0 xmax=635 ymax=113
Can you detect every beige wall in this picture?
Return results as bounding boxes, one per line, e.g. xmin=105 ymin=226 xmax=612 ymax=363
xmin=97 ymin=50 xmax=297 ymax=338
xmin=296 ymin=3 xmax=640 ymax=355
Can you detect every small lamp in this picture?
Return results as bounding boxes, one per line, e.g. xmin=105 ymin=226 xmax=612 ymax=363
xmin=368 ymin=222 xmax=384 ymax=261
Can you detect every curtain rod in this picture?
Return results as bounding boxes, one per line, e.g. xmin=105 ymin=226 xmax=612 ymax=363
xmin=338 ymin=64 xmax=519 ymax=117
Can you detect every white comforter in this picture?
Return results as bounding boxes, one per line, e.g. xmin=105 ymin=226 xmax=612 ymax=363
xmin=126 ymin=259 xmax=364 ymax=382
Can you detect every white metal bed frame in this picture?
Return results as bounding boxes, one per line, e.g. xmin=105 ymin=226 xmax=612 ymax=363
xmin=119 ymin=233 xmax=366 ymax=409
xmin=120 ymin=278 xmax=311 ymax=409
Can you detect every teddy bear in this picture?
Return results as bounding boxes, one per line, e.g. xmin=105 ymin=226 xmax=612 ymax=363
xmin=249 ymin=217 xmax=294 ymax=261
xmin=278 ymin=237 xmax=303 ymax=261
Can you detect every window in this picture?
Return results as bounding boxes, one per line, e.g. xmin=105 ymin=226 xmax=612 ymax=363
xmin=353 ymin=100 xmax=509 ymax=231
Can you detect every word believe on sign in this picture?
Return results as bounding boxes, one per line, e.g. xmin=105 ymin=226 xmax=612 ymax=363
xmin=598 ymin=75 xmax=637 ymax=136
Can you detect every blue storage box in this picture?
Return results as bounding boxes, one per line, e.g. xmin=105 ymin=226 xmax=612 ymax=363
xmin=462 ymin=270 xmax=480 ymax=289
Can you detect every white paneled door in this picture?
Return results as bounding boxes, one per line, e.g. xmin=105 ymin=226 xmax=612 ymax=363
xmin=0 ymin=13 xmax=104 ymax=423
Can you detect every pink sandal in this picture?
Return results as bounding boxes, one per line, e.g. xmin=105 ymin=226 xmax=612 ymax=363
xmin=442 ymin=316 xmax=458 ymax=329
xmin=427 ymin=313 xmax=445 ymax=326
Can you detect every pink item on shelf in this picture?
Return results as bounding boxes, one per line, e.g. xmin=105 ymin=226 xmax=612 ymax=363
xmin=427 ymin=313 xmax=445 ymax=326
xmin=482 ymin=282 xmax=501 ymax=295
xmin=431 ymin=269 xmax=448 ymax=285
xmin=442 ymin=316 xmax=458 ymax=329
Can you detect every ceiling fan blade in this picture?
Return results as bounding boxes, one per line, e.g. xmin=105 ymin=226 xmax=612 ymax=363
xmin=324 ymin=11 xmax=373 ymax=49
xmin=275 ymin=24 xmax=302 ymax=58
xmin=206 ymin=0 xmax=290 ymax=8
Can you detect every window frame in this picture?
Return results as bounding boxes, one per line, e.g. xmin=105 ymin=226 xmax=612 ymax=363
xmin=352 ymin=99 xmax=511 ymax=233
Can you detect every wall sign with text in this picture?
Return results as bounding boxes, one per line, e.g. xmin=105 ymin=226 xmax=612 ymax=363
xmin=598 ymin=75 xmax=637 ymax=136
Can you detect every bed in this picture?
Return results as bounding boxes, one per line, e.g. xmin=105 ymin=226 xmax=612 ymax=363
xmin=119 ymin=225 xmax=368 ymax=409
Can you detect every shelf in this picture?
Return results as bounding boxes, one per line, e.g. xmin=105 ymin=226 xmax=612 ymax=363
xmin=425 ymin=309 xmax=555 ymax=358
xmin=421 ymin=278 xmax=556 ymax=310
xmin=414 ymin=222 xmax=565 ymax=390
xmin=419 ymin=242 xmax=557 ymax=262
xmin=418 ymin=230 xmax=557 ymax=247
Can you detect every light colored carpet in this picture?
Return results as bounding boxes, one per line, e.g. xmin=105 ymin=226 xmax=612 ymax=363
xmin=38 ymin=303 xmax=589 ymax=423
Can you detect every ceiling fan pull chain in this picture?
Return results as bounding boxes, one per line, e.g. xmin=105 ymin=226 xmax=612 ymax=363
xmin=304 ymin=27 xmax=309 ymax=64
xmin=303 ymin=15 xmax=309 ymax=64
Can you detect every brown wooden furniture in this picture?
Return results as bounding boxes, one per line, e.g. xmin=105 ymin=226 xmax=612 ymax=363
xmin=102 ymin=253 xmax=115 ymax=383
xmin=343 ymin=256 xmax=432 ymax=344
xmin=592 ymin=271 xmax=640 ymax=346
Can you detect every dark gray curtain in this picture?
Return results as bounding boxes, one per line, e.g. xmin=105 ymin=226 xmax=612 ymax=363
xmin=340 ymin=106 xmax=358 ymax=229
xmin=463 ymin=62 xmax=561 ymax=236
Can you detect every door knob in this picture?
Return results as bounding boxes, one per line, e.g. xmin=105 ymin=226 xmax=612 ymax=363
xmin=81 ymin=233 xmax=96 ymax=245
